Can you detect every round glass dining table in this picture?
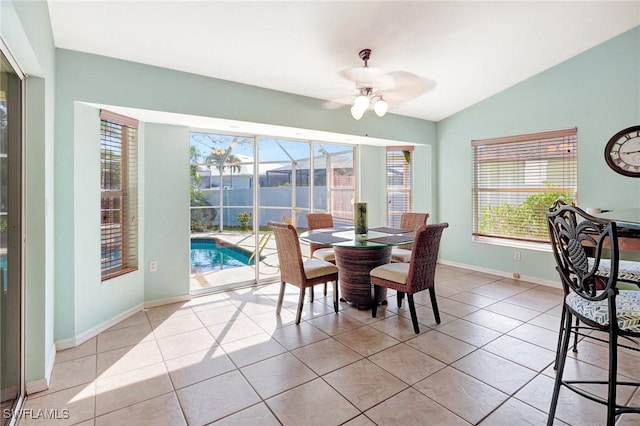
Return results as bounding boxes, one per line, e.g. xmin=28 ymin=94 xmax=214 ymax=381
xmin=299 ymin=227 xmax=414 ymax=308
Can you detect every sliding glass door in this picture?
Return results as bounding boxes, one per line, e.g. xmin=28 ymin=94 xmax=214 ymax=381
xmin=312 ymin=143 xmax=355 ymax=227
xmin=189 ymin=133 xmax=356 ymax=293
xmin=0 ymin=45 xmax=24 ymax=425
xmin=189 ymin=134 xmax=257 ymax=293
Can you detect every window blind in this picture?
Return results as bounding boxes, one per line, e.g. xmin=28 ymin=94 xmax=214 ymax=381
xmin=100 ymin=110 xmax=138 ymax=279
xmin=387 ymin=147 xmax=413 ymax=228
xmin=472 ymin=128 xmax=577 ymax=243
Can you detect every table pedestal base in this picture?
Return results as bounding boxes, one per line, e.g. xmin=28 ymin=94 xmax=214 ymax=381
xmin=334 ymin=246 xmax=391 ymax=308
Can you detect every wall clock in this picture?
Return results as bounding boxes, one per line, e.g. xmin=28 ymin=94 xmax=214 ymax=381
xmin=604 ymin=125 xmax=640 ymax=177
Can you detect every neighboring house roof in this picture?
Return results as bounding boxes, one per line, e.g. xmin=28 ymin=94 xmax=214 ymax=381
xmin=196 ymin=154 xmax=285 ymax=177
xmin=269 ymin=153 xmax=354 ymax=172
xmin=197 ymin=153 xmax=355 ymax=176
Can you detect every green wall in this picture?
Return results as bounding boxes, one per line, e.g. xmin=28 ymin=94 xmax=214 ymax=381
xmin=53 ymin=48 xmax=435 ymax=344
xmin=437 ymin=26 xmax=640 ymax=282
xmin=143 ymin=124 xmax=191 ymax=301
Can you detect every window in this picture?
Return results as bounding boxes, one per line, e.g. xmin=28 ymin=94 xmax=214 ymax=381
xmin=100 ymin=110 xmax=138 ymax=279
xmin=386 ymin=147 xmax=413 ymax=227
xmin=472 ymin=128 xmax=577 ymax=244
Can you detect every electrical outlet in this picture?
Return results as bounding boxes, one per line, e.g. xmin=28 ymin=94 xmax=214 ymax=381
xmin=149 ymin=261 xmax=158 ymax=272
xmin=514 ymin=251 xmax=521 ymax=261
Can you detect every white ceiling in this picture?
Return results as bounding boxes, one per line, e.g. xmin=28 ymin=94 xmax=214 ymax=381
xmin=48 ymin=1 xmax=639 ymax=123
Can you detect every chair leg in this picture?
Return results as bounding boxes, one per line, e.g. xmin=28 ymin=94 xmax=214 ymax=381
xmin=572 ymin=317 xmax=580 ymax=353
xmin=324 ymin=282 xmax=328 ymax=297
xmin=607 ymin=327 xmax=618 ymax=426
xmin=428 ymin=288 xmax=441 ymax=324
xmin=553 ymin=305 xmax=567 ymax=370
xmin=309 ymin=287 xmax=314 ymax=303
xmin=295 ymin=287 xmax=306 ymax=325
xmin=276 ymin=281 xmax=286 ymax=314
xmin=408 ymin=294 xmax=420 ymax=334
xmin=548 ymin=310 xmax=573 ymax=426
xmin=372 ymin=285 xmax=380 ymax=318
xmin=397 ymin=291 xmax=405 ymax=308
xmin=332 ymin=281 xmax=339 ymax=313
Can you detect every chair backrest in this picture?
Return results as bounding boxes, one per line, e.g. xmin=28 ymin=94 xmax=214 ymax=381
xmin=546 ymin=200 xmax=618 ymax=301
xmin=306 ymin=213 xmax=334 ymax=255
xmin=269 ymin=222 xmax=306 ymax=286
xmin=400 ymin=212 xmax=429 ymax=230
xmin=406 ymin=223 xmax=448 ymax=293
xmin=400 ymin=212 xmax=430 ymax=251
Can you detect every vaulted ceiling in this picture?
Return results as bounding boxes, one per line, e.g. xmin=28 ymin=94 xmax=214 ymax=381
xmin=48 ymin=1 xmax=639 ymax=122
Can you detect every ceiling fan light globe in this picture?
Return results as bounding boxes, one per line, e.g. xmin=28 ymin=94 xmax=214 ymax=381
xmin=350 ymin=104 xmax=365 ymax=120
xmin=354 ymin=95 xmax=370 ymax=109
xmin=374 ymin=99 xmax=388 ymax=117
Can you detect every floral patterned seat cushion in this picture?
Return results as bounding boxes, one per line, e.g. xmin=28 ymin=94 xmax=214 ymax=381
xmin=588 ymin=258 xmax=640 ymax=283
xmin=566 ymin=290 xmax=640 ymax=332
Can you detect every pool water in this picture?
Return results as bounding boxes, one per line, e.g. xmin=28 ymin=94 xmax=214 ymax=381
xmin=0 ymin=255 xmax=6 ymax=291
xmin=190 ymin=238 xmax=258 ymax=274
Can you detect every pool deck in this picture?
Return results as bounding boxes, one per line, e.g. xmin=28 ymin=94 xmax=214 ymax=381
xmin=189 ymin=231 xmax=312 ymax=294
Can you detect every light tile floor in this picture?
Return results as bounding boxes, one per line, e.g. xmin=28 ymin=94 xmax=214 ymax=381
xmin=22 ymin=265 xmax=640 ymax=425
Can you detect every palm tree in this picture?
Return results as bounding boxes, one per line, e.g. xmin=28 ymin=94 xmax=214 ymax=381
xmin=206 ymin=149 xmax=243 ymax=189
xmin=206 ymin=149 xmax=242 ymax=174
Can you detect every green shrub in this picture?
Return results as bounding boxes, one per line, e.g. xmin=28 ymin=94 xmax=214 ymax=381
xmin=237 ymin=211 xmax=252 ymax=230
xmin=479 ymin=189 xmax=573 ymax=240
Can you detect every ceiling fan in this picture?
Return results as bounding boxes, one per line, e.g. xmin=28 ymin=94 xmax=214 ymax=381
xmin=328 ymin=48 xmax=435 ymax=120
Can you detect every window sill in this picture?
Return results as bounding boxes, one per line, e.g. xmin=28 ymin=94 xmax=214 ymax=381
xmin=472 ymin=236 xmax=552 ymax=253
xmin=101 ymin=267 xmax=138 ymax=282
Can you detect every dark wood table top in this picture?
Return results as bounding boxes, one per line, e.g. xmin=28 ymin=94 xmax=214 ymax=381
xmin=598 ymin=208 xmax=640 ymax=231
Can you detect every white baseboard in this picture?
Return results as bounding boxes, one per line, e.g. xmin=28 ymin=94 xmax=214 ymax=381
xmin=438 ymin=259 xmax=561 ymax=289
xmin=54 ymin=295 xmax=192 ymax=351
xmin=30 ymin=295 xmax=191 ymax=395
xmin=25 ymin=342 xmax=56 ymax=395
xmin=144 ymin=294 xmax=191 ymax=309
xmin=55 ymin=303 xmax=144 ymax=351
xmin=25 ymin=343 xmax=56 ymax=395
xmin=26 ymin=377 xmax=48 ymax=395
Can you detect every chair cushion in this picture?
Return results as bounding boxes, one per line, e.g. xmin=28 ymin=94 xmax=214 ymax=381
xmin=390 ymin=247 xmax=412 ymax=263
xmin=566 ymin=290 xmax=640 ymax=332
xmin=303 ymin=258 xmax=338 ymax=279
xmin=588 ymin=258 xmax=640 ymax=283
xmin=312 ymin=248 xmax=335 ymax=262
xmin=370 ymin=262 xmax=409 ymax=284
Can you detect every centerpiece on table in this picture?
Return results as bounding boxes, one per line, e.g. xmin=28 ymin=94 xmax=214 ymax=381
xmin=354 ymin=202 xmax=368 ymax=238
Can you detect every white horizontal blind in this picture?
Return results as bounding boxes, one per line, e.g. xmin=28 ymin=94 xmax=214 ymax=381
xmin=387 ymin=147 xmax=413 ymax=228
xmin=472 ymin=128 xmax=577 ymax=243
xmin=100 ymin=110 xmax=139 ymax=279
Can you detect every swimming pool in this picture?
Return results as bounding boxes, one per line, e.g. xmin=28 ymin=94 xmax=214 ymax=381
xmin=0 ymin=255 xmax=5 ymax=291
xmin=190 ymin=238 xmax=259 ymax=274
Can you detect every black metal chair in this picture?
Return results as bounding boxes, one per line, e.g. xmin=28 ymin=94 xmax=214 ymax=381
xmin=546 ymin=200 xmax=640 ymax=425
xmin=550 ymin=201 xmax=640 ymax=370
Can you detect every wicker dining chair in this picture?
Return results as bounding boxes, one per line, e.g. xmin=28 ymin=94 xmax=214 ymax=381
xmin=306 ymin=213 xmax=335 ymax=299
xmin=370 ymin=223 xmax=448 ymax=333
xmin=390 ymin=212 xmax=429 ymax=263
xmin=269 ymin=222 xmax=339 ymax=324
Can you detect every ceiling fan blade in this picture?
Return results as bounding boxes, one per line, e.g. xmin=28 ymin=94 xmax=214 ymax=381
xmin=339 ymin=66 xmax=393 ymax=88
xmin=322 ymin=95 xmax=353 ymax=109
xmin=382 ymin=72 xmax=436 ymax=101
